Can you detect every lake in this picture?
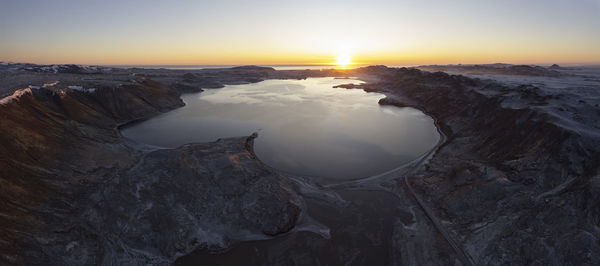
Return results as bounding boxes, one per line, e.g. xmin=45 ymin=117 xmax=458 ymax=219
xmin=121 ymin=77 xmax=440 ymax=181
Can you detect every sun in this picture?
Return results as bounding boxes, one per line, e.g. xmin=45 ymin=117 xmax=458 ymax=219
xmin=336 ymin=54 xmax=352 ymax=66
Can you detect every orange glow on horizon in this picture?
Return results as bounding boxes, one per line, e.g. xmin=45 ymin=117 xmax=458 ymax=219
xmin=3 ymin=45 xmax=599 ymax=66
xmin=2 ymin=44 xmax=600 ymax=67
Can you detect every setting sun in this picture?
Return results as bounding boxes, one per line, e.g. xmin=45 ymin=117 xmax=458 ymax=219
xmin=336 ymin=54 xmax=352 ymax=66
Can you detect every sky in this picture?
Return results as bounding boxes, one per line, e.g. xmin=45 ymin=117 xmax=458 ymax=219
xmin=0 ymin=0 xmax=599 ymax=65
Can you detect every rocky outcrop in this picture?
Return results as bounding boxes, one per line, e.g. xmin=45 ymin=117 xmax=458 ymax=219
xmin=548 ymin=63 xmax=561 ymax=70
xmin=20 ymin=64 xmax=102 ymax=74
xmin=417 ymin=63 xmax=562 ymax=77
xmin=178 ymin=73 xmax=224 ymax=91
xmin=0 ymin=79 xmax=302 ymax=265
xmin=351 ymin=67 xmax=600 ymax=265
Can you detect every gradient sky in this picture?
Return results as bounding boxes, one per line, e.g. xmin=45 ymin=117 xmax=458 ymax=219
xmin=1 ymin=0 xmax=599 ymax=65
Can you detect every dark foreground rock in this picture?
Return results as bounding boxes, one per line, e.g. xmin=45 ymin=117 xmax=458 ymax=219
xmin=0 ymin=80 xmax=302 ymax=265
xmin=346 ymin=66 xmax=600 ymax=265
xmin=41 ymin=136 xmax=301 ymax=265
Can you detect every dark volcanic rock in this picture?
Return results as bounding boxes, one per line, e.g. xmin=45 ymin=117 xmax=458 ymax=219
xmin=548 ymin=64 xmax=561 ymax=69
xmin=20 ymin=64 xmax=102 ymax=74
xmin=51 ymin=136 xmax=302 ymax=265
xmin=507 ymin=65 xmax=561 ymax=76
xmin=0 ymin=79 xmax=303 ymax=265
xmin=417 ymin=63 xmax=562 ymax=77
xmin=170 ymin=82 xmax=204 ymax=93
xmin=332 ymin=83 xmax=360 ymax=89
xmin=56 ymin=64 xmax=86 ymax=74
xmin=179 ymin=73 xmax=224 ymax=90
xmin=349 ymin=66 xmax=600 ymax=265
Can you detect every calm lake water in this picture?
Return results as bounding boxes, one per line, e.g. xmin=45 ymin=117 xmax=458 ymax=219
xmin=121 ymin=77 xmax=439 ymax=180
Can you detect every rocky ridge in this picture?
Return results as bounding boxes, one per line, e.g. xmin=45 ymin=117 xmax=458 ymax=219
xmin=342 ymin=66 xmax=600 ymax=265
xmin=417 ymin=63 xmax=563 ymax=77
xmin=0 ymin=75 xmax=303 ymax=265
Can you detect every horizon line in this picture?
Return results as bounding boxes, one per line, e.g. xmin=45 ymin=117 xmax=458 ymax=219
xmin=3 ymin=61 xmax=600 ymax=67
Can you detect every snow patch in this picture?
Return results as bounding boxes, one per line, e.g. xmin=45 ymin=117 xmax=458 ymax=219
xmin=65 ymin=241 xmax=78 ymax=252
xmin=43 ymin=81 xmax=59 ymax=88
xmin=68 ymin=85 xmax=96 ymax=93
xmin=0 ymin=88 xmax=32 ymax=105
